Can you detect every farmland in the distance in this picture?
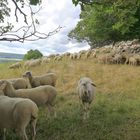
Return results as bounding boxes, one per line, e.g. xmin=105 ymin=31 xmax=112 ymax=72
xmin=0 ymin=52 xmax=24 ymax=62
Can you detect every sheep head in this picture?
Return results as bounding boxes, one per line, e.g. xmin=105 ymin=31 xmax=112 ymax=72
xmin=78 ymin=83 xmax=88 ymax=98
xmin=23 ymin=71 xmax=32 ymax=78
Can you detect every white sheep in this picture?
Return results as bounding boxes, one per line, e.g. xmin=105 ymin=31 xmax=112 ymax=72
xmin=23 ymin=71 xmax=57 ymax=87
xmin=128 ymin=56 xmax=137 ymax=66
xmin=77 ymin=77 xmax=96 ymax=119
xmin=41 ymin=57 xmax=51 ymax=64
xmin=0 ymin=80 xmax=57 ymax=118
xmin=7 ymin=77 xmax=32 ymax=89
xmin=110 ymin=53 xmax=122 ymax=64
xmin=85 ymin=50 xmax=92 ymax=59
xmin=24 ymin=59 xmax=41 ymax=69
xmin=70 ymin=53 xmax=78 ymax=60
xmin=8 ymin=62 xmax=22 ymax=69
xmin=0 ymin=83 xmax=38 ymax=140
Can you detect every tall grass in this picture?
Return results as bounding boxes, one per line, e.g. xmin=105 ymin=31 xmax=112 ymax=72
xmin=0 ymin=59 xmax=140 ymax=140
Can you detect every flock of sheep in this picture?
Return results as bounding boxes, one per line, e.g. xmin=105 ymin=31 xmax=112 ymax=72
xmin=9 ymin=40 xmax=140 ymax=70
xmin=2 ymin=39 xmax=139 ymax=139
xmin=0 ymin=71 xmax=96 ymax=140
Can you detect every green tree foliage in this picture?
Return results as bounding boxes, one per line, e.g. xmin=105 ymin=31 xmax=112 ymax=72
xmin=70 ymin=0 xmax=140 ymax=48
xmin=24 ymin=49 xmax=43 ymax=60
xmin=29 ymin=0 xmax=41 ymax=5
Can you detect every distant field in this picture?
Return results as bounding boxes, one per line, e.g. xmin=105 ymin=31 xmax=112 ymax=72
xmin=0 ymin=58 xmax=140 ymax=140
xmin=0 ymin=52 xmax=23 ymax=62
xmin=0 ymin=58 xmax=22 ymax=62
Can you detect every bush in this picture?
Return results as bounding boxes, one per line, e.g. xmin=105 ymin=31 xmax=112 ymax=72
xmin=23 ymin=49 xmax=43 ymax=60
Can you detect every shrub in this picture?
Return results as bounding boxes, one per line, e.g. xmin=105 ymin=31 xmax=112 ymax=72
xmin=23 ymin=49 xmax=43 ymax=60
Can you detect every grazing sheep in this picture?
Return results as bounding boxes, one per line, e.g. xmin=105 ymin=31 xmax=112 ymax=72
xmin=70 ymin=53 xmax=78 ymax=60
xmin=41 ymin=57 xmax=51 ymax=64
xmin=0 ymin=80 xmax=57 ymax=118
xmin=8 ymin=62 xmax=22 ymax=69
xmin=122 ymin=53 xmax=132 ymax=65
xmin=77 ymin=52 xmax=82 ymax=60
xmin=133 ymin=54 xmax=140 ymax=65
xmin=97 ymin=54 xmax=114 ymax=64
xmin=63 ymin=52 xmax=71 ymax=58
xmin=112 ymin=54 xmax=123 ymax=64
xmin=53 ymin=55 xmax=62 ymax=61
xmin=24 ymin=59 xmax=41 ymax=69
xmin=77 ymin=77 xmax=96 ymax=119
xmin=85 ymin=50 xmax=92 ymax=59
xmin=128 ymin=56 xmax=137 ymax=66
xmin=23 ymin=60 xmax=32 ymax=69
xmin=23 ymin=71 xmax=57 ymax=87
xmin=0 ymin=85 xmax=38 ymax=140
xmin=7 ymin=77 xmax=31 ymax=89
xmin=92 ymin=51 xmax=97 ymax=58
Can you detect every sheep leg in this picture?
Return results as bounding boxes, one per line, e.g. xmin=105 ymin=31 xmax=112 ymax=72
xmin=86 ymin=103 xmax=90 ymax=119
xmin=30 ymin=119 xmax=37 ymax=140
xmin=85 ymin=103 xmax=89 ymax=119
xmin=3 ymin=128 xmax=6 ymax=140
xmin=83 ymin=103 xmax=90 ymax=120
xmin=0 ymin=130 xmax=2 ymax=140
xmin=79 ymin=97 xmax=83 ymax=108
xmin=83 ymin=103 xmax=87 ymax=120
xmin=46 ymin=104 xmax=56 ymax=118
xmin=17 ymin=128 xmax=28 ymax=140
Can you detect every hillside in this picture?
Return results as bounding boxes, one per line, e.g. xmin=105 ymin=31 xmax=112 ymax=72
xmin=0 ymin=52 xmax=24 ymax=62
xmin=0 ymin=59 xmax=140 ymax=140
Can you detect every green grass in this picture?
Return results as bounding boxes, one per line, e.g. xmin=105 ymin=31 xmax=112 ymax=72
xmin=0 ymin=59 xmax=140 ymax=140
xmin=34 ymin=91 xmax=140 ymax=140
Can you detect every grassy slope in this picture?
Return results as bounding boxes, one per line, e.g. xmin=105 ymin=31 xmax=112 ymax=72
xmin=0 ymin=58 xmax=140 ymax=140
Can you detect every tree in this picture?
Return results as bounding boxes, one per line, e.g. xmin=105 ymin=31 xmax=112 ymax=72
xmin=72 ymin=0 xmax=97 ymax=10
xmin=70 ymin=0 xmax=140 ymax=48
xmin=23 ymin=49 xmax=43 ymax=60
xmin=0 ymin=0 xmax=61 ymax=42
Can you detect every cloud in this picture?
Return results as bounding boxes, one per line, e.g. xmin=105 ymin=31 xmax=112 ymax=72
xmin=0 ymin=0 xmax=90 ymax=56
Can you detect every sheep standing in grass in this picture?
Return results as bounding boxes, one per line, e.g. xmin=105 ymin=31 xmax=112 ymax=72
xmin=24 ymin=59 xmax=41 ymax=69
xmin=112 ymin=54 xmax=123 ymax=64
xmin=1 ymin=80 xmax=57 ymax=118
xmin=8 ymin=62 xmax=22 ymax=69
xmin=0 ymin=83 xmax=38 ymax=140
xmin=97 ymin=54 xmax=113 ymax=64
xmin=8 ymin=77 xmax=32 ymax=89
xmin=41 ymin=57 xmax=51 ymax=64
xmin=128 ymin=56 xmax=137 ymax=66
xmin=77 ymin=77 xmax=96 ymax=119
xmin=23 ymin=71 xmax=57 ymax=87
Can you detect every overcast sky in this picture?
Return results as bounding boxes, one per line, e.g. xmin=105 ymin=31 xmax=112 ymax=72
xmin=0 ymin=0 xmax=90 ymax=56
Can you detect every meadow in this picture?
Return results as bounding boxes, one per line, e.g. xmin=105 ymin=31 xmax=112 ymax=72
xmin=0 ymin=58 xmax=140 ymax=140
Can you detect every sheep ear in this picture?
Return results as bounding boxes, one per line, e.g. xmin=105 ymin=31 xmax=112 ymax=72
xmin=91 ymin=82 xmax=96 ymax=87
